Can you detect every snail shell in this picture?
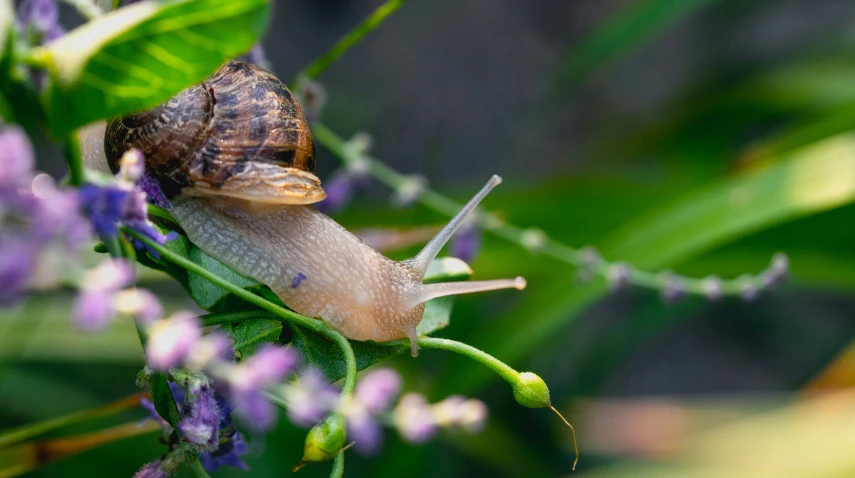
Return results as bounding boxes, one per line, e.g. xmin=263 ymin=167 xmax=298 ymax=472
xmin=104 ymin=60 xmax=325 ymax=205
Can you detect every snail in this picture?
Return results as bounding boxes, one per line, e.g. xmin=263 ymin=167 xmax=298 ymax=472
xmin=104 ymin=60 xmax=525 ymax=357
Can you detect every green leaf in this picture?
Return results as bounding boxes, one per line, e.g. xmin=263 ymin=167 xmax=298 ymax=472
xmin=187 ymin=246 xmax=259 ymax=310
xmin=149 ymin=373 xmax=180 ymax=428
xmin=231 ymin=318 xmax=282 ymax=358
xmin=36 ymin=0 xmax=270 ymax=138
xmin=290 ymin=325 xmax=402 ymax=383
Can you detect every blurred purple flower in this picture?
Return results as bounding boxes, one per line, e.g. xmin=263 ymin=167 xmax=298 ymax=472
xmin=146 ymin=313 xmax=202 ymax=370
xmin=0 ymin=127 xmax=34 ymax=186
xmin=133 ymin=460 xmax=168 ymax=478
xmin=354 ymin=368 xmax=401 ymax=414
xmin=72 ymin=291 xmax=115 ymax=331
xmin=72 ymin=259 xmax=161 ymax=331
xmin=228 ymin=346 xmax=298 ymax=430
xmin=394 ymin=393 xmax=437 ymax=443
xmin=0 ymin=127 xmax=90 ymax=307
xmin=343 ymin=368 xmax=402 ymax=455
xmin=284 ymin=368 xmax=339 ymax=428
xmin=179 ymin=385 xmax=220 ymax=449
xmin=348 ymin=411 xmax=383 ymax=455
xmin=16 ymin=0 xmax=62 ymax=41
xmin=239 ymin=43 xmax=267 ymax=67
xmin=314 ymin=172 xmax=360 ymax=214
xmin=0 ymin=239 xmax=36 ymax=306
xmin=450 ymin=223 xmax=482 ymax=263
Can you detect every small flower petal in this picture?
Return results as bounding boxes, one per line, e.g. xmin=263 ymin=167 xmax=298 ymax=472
xmin=72 ymin=290 xmax=116 ymax=331
xmin=354 ymin=368 xmax=401 ymax=414
xmin=145 ymin=313 xmax=201 ymax=370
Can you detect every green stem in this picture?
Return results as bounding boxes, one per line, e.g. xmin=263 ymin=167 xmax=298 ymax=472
xmin=330 ymin=452 xmax=345 ymax=478
xmin=62 ymin=132 xmax=84 ymax=186
xmin=187 ymin=458 xmax=213 ymax=478
xmin=383 ymin=337 xmax=519 ymax=385
xmin=200 ymin=310 xmax=273 ymax=327
xmin=125 ymin=229 xmax=358 ymax=395
xmin=146 ymin=204 xmax=176 ymax=224
xmin=293 ymin=0 xmax=407 ymax=83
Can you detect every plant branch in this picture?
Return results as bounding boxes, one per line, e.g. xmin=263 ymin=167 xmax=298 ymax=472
xmin=312 ymin=122 xmax=783 ymax=299
xmin=293 ymin=0 xmax=408 ymax=83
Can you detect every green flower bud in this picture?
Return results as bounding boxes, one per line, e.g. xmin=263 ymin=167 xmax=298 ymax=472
xmin=294 ymin=413 xmax=347 ymax=470
xmin=511 ymin=372 xmax=551 ymax=409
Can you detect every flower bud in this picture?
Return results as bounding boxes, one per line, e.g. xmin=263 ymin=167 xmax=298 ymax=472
xmin=296 ymin=413 xmax=347 ymax=469
xmin=511 ymin=372 xmax=551 ymax=409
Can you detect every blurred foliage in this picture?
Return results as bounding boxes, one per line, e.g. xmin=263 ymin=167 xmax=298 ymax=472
xmin=4 ymin=0 xmax=855 ymax=477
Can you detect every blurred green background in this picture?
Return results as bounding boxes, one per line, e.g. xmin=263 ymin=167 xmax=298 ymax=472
xmin=5 ymin=0 xmax=855 ymax=476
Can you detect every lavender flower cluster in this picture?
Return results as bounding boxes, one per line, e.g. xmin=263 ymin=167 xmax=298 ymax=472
xmin=134 ymin=310 xmax=488 ymax=475
xmin=0 ymin=126 xmax=88 ymax=305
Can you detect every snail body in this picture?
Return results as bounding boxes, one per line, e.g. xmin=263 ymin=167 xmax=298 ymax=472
xmin=105 ymin=61 xmax=525 ymax=356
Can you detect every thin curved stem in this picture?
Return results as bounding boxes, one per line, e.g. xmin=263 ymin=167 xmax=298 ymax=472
xmin=382 ymin=337 xmax=519 ymax=385
xmin=330 ymin=452 xmax=345 ymax=478
xmin=294 ymin=0 xmax=408 ymax=83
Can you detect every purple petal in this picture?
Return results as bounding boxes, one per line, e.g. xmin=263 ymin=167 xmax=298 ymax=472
xmin=354 ymin=368 xmax=401 ymax=414
xmin=0 ymin=127 xmax=34 ymax=187
xmin=347 ymin=413 xmax=383 ymax=455
xmin=72 ymin=290 xmax=116 ymax=331
xmin=133 ymin=460 xmax=167 ymax=478
xmin=450 ymin=224 xmax=482 ymax=263
xmin=234 ymin=389 xmax=276 ymax=430
xmin=0 ymin=238 xmax=35 ymax=306
xmin=179 ymin=386 xmax=220 ymax=448
xmin=395 ymin=393 xmax=437 ymax=443
xmin=146 ymin=314 xmax=202 ymax=370
xmin=244 ymin=345 xmax=298 ymax=387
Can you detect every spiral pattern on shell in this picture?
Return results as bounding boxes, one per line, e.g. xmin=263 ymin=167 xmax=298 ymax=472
xmin=105 ymin=61 xmax=324 ymax=204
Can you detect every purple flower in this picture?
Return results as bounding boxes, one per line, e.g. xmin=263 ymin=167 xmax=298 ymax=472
xmin=0 ymin=127 xmax=34 ymax=186
xmin=226 ymin=346 xmax=297 ymax=430
xmin=314 ymin=173 xmax=358 ymax=214
xmin=660 ymin=271 xmax=685 ymax=304
xmin=72 ymin=259 xmax=160 ymax=331
xmin=79 ymin=152 xmax=177 ymax=257
xmin=0 ymin=238 xmax=36 ymax=306
xmin=394 ymin=393 xmax=437 ymax=443
xmin=113 ymin=289 xmax=164 ymax=324
xmin=134 ymin=460 xmax=168 ymax=478
xmin=200 ymin=431 xmax=250 ymax=472
xmin=146 ymin=313 xmax=202 ymax=370
xmin=243 ymin=346 xmax=298 ymax=385
xmin=354 ymin=368 xmax=401 ymax=414
xmin=239 ymin=43 xmax=267 ymax=67
xmin=284 ymin=368 xmax=340 ymax=428
xmin=72 ymin=290 xmax=115 ymax=331
xmin=433 ymin=395 xmax=488 ymax=433
xmin=138 ymin=175 xmax=171 ymax=209
xmin=702 ymin=276 xmax=722 ymax=302
xmin=347 ymin=411 xmax=383 ymax=455
xmin=179 ymin=385 xmax=220 ymax=449
xmin=450 ymin=223 xmax=482 ymax=263
xmin=16 ymin=0 xmax=60 ymax=39
xmin=607 ymin=263 xmax=631 ymax=291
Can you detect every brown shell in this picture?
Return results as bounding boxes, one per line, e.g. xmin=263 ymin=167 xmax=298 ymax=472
xmin=104 ymin=61 xmax=325 ymax=204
